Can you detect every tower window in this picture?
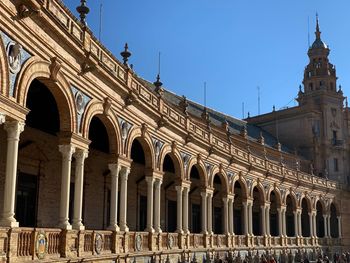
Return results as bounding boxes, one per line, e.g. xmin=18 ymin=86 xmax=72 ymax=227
xmin=309 ymin=83 xmax=313 ymax=91
xmin=333 ymin=158 xmax=339 ymax=172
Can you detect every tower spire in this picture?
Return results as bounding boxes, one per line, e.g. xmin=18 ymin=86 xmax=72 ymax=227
xmin=315 ymin=13 xmax=321 ymax=40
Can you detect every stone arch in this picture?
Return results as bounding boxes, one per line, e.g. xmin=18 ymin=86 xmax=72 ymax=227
xmin=81 ymin=99 xmax=122 ymax=155
xmin=299 ymin=194 xmax=312 ymax=211
xmin=0 ymin=36 xmax=9 ymax=96
xmin=249 ymin=180 xmax=266 ymax=203
xmin=187 ymin=157 xmax=208 ymax=187
xmin=15 ymin=57 xmax=76 ymax=132
xmin=209 ymin=166 xmax=229 ymax=195
xmin=266 ymin=186 xmax=282 ymax=206
xmin=283 ymin=190 xmax=298 ymax=208
xmin=125 ymin=126 xmax=155 ymax=169
xmin=314 ymin=197 xmax=326 ymax=212
xmin=232 ymin=175 xmax=249 ymax=199
xmin=328 ymin=200 xmax=340 ymax=216
xmin=158 ymin=144 xmax=184 ymax=180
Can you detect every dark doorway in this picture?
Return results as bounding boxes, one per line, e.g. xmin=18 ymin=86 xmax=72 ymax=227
xmin=191 ymin=204 xmax=201 ymax=233
xmin=167 ymin=200 xmax=177 ymax=232
xmin=139 ymin=195 xmax=147 ymax=231
xmin=214 ymin=206 xmax=223 ymax=234
xmin=16 ymin=173 xmax=38 ymax=227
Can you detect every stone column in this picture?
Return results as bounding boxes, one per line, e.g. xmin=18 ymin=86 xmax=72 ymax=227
xmin=145 ymin=176 xmax=155 ymax=233
xmin=201 ymin=191 xmax=208 ymax=234
xmin=207 ymin=192 xmax=213 ymax=234
xmin=228 ymin=197 xmax=234 ymax=235
xmin=243 ymin=201 xmax=249 ymax=235
xmin=282 ymin=208 xmax=286 ymax=236
xmin=0 ymin=121 xmax=24 ymax=227
xmin=308 ymin=212 xmax=313 ymax=237
xmin=222 ymin=197 xmax=229 ymax=234
xmin=107 ymin=163 xmax=120 ymax=231
xmin=119 ymin=167 xmax=130 ymax=232
xmin=278 ymin=208 xmax=283 ymax=236
xmin=72 ymin=149 xmax=88 ymax=230
xmin=154 ymin=178 xmax=162 ymax=233
xmin=294 ymin=211 xmax=299 ymax=237
xmin=58 ymin=144 xmax=75 ymax=229
xmin=313 ymin=212 xmax=317 ymax=237
xmin=337 ymin=216 xmax=342 ymax=238
xmin=298 ymin=210 xmax=302 ymax=237
xmin=248 ymin=201 xmax=253 ymax=235
xmin=261 ymin=206 xmax=266 ymax=236
xmin=327 ymin=215 xmax=331 ymax=238
xmin=323 ymin=214 xmax=328 ymax=237
xmin=183 ymin=187 xmax=189 ymax=234
xmin=0 ymin=113 xmax=5 ymax=124
xmin=265 ymin=204 xmax=270 ymax=236
xmin=175 ymin=185 xmax=183 ymax=233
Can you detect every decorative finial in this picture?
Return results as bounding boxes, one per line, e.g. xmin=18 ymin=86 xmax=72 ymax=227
xmin=346 ymin=97 xmax=348 ymax=108
xmin=315 ymin=13 xmax=321 ymax=40
xmin=154 ymin=52 xmax=163 ymax=94
xmin=272 ymin=105 xmax=276 ymax=112
xmin=120 ymin=43 xmax=132 ymax=66
xmin=76 ymin=0 xmax=90 ymax=27
xmin=247 ymin=112 xmax=250 ymax=118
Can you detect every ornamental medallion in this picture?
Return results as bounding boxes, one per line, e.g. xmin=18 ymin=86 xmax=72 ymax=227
xmin=36 ymin=231 xmax=47 ymax=259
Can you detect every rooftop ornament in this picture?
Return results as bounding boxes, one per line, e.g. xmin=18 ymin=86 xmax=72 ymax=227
xmin=76 ymin=0 xmax=90 ymax=27
xmin=120 ymin=43 xmax=132 ymax=67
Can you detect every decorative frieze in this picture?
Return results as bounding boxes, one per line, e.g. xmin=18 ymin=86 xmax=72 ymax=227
xmin=71 ymin=86 xmax=91 ymax=132
xmin=117 ymin=117 xmax=132 ymax=141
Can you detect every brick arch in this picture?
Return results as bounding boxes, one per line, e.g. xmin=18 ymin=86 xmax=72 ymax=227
xmin=0 ymin=37 xmax=9 ymax=96
xmin=158 ymin=144 xmax=184 ymax=180
xmin=329 ymin=200 xmax=340 ymax=216
xmin=299 ymin=194 xmax=312 ymax=212
xmin=266 ymin=186 xmax=282 ymax=206
xmin=81 ymin=99 xmax=122 ymax=155
xmin=187 ymin=157 xmax=208 ymax=187
xmin=314 ymin=198 xmax=327 ymax=213
xmin=15 ymin=57 xmax=76 ymax=132
xmin=209 ymin=166 xmax=229 ymax=195
xmin=125 ymin=126 xmax=155 ymax=169
xmin=283 ymin=190 xmax=297 ymax=208
xmin=250 ymin=180 xmax=266 ymax=203
xmin=232 ymin=175 xmax=249 ymax=199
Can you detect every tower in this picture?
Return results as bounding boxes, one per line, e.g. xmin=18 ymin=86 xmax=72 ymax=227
xmin=297 ymin=15 xmax=347 ymax=182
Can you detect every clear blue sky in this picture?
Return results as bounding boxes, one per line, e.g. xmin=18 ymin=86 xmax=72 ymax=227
xmin=64 ymin=1 xmax=350 ymax=119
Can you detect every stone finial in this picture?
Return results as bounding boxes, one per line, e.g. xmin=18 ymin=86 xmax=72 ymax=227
xmin=240 ymin=125 xmax=247 ymax=139
xmin=258 ymin=131 xmax=265 ymax=145
xmin=121 ymin=43 xmax=132 ymax=66
xmin=76 ymin=0 xmax=90 ymax=27
xmin=153 ymin=74 xmax=164 ymax=96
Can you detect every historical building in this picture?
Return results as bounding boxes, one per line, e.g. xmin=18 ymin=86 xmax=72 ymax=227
xmin=0 ymin=0 xmax=348 ymax=262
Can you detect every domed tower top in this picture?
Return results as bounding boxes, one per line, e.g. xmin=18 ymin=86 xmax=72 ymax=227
xmin=299 ymin=14 xmax=338 ymax=101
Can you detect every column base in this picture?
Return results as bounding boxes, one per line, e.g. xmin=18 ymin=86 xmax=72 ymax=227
xmin=145 ymin=226 xmax=155 ymax=233
xmin=72 ymin=223 xmax=85 ymax=231
xmin=120 ymin=225 xmax=129 ymax=232
xmin=155 ymin=228 xmax=162 ymax=233
xmin=58 ymin=221 xmax=72 ymax=230
xmin=0 ymin=218 xmax=18 ymax=228
xmin=176 ymin=229 xmax=184 ymax=234
xmin=107 ymin=224 xmax=120 ymax=232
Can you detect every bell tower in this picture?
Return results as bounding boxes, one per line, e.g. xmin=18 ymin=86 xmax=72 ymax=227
xmin=298 ymin=15 xmax=339 ymax=105
xmin=297 ymin=15 xmax=347 ymax=182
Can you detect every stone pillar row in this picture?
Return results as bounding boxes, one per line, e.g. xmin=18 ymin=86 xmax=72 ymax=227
xmin=0 ymin=116 xmax=342 ymax=240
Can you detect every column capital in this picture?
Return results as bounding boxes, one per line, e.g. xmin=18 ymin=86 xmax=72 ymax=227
xmin=200 ymin=191 xmax=208 ymax=198
xmin=154 ymin=178 xmax=162 ymax=188
xmin=108 ymin=163 xmax=120 ymax=177
xmin=0 ymin=113 xmax=5 ymax=124
xmin=145 ymin=176 xmax=155 ymax=184
xmin=120 ymin=166 xmax=130 ymax=180
xmin=175 ymin=185 xmax=184 ymax=192
xmin=222 ymin=197 xmax=229 ymax=203
xmin=74 ymin=148 xmax=88 ymax=160
xmin=4 ymin=121 xmax=25 ymax=139
xmin=59 ymin=144 xmax=75 ymax=160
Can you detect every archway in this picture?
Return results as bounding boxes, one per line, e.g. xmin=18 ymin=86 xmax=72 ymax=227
xmin=189 ymin=164 xmax=205 ymax=233
xmin=330 ymin=203 xmax=339 ymax=238
xmin=161 ymin=153 xmax=181 ymax=232
xmin=301 ymin=198 xmax=311 ymax=237
xmin=127 ymin=138 xmax=151 ymax=231
xmin=212 ymin=174 xmax=225 ymax=234
xmin=252 ymin=186 xmax=263 ymax=236
xmin=269 ymin=191 xmax=279 ymax=236
xmin=15 ymin=79 xmax=63 ymax=227
xmin=84 ymin=115 xmax=114 ymax=230
xmin=315 ymin=201 xmax=324 ymax=237
xmin=285 ymin=195 xmax=295 ymax=237
xmin=233 ymin=181 xmax=244 ymax=235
